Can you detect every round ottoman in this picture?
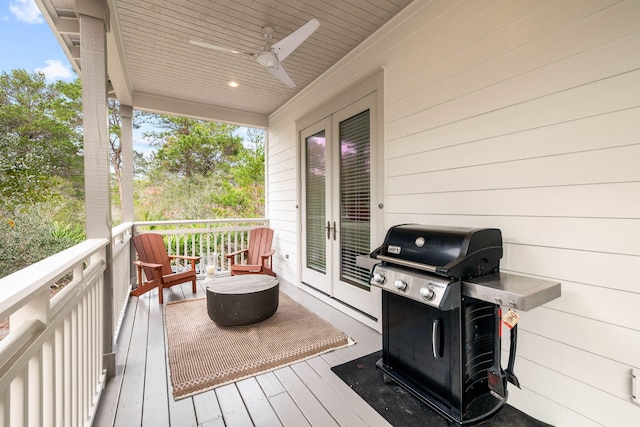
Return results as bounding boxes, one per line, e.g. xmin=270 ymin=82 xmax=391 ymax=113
xmin=206 ymin=274 xmax=279 ymax=326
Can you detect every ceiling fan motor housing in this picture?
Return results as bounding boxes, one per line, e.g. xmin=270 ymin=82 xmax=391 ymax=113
xmin=257 ymin=50 xmax=278 ymax=67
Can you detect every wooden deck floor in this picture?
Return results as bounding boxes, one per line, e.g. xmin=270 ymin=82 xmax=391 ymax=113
xmin=93 ymin=278 xmax=390 ymax=427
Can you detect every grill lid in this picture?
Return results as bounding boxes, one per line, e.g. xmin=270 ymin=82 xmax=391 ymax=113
xmin=371 ymin=224 xmax=503 ymax=279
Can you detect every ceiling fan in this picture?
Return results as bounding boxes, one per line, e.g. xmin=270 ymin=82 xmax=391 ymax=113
xmin=189 ymin=18 xmax=320 ymax=88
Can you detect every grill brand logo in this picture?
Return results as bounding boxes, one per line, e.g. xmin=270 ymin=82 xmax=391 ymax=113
xmin=388 ymin=245 xmax=401 ymax=254
xmin=415 ymin=237 xmax=425 ymax=247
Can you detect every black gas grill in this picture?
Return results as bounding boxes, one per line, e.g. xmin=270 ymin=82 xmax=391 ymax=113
xmin=369 ymin=225 xmax=511 ymax=425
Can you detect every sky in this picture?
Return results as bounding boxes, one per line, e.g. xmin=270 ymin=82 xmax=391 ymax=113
xmin=0 ymin=0 xmax=155 ymax=156
xmin=0 ymin=0 xmax=74 ymax=81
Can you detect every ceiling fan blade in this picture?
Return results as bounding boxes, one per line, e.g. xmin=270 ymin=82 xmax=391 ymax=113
xmin=271 ymin=18 xmax=320 ymax=62
xmin=189 ymin=40 xmax=253 ymax=56
xmin=268 ymin=63 xmax=296 ymax=88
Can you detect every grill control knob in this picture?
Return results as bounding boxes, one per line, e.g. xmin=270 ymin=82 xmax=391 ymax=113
xmin=394 ymin=279 xmax=408 ymax=292
xmin=420 ymin=286 xmax=435 ymax=300
xmin=372 ymin=273 xmax=385 ymax=284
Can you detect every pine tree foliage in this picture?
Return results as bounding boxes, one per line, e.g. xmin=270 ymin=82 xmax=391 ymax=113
xmin=0 ymin=70 xmax=266 ymax=278
xmin=0 ymin=69 xmax=83 ymax=207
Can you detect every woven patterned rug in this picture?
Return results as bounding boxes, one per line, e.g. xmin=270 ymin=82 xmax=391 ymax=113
xmin=165 ymin=292 xmax=353 ymax=399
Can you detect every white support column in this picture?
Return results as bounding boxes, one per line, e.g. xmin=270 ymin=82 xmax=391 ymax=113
xmin=120 ymin=105 xmax=134 ymax=223
xmin=119 ymin=104 xmax=137 ymax=288
xmin=78 ymin=0 xmax=116 ymax=377
xmin=78 ymin=5 xmax=110 ymax=248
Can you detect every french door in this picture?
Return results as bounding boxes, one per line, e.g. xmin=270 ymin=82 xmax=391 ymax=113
xmin=301 ymin=93 xmax=380 ymax=317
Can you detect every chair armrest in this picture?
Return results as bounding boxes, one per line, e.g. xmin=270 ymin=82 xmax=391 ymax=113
xmin=134 ymin=260 xmax=163 ymax=269
xmin=226 ymin=249 xmax=248 ymax=259
xmin=168 ymin=255 xmax=199 ymax=269
xmin=260 ymin=249 xmax=276 ymax=259
xmin=168 ymin=255 xmax=200 ymax=261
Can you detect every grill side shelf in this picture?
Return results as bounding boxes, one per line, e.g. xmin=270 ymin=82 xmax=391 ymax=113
xmin=462 ymin=272 xmax=561 ymax=311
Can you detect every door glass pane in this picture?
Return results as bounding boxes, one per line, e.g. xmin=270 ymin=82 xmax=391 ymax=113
xmin=305 ymin=131 xmax=326 ymax=273
xmin=339 ymin=110 xmax=370 ymax=289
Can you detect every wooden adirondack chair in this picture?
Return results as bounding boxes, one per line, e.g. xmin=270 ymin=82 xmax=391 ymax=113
xmin=131 ymin=233 xmax=199 ymax=304
xmin=225 ymin=227 xmax=276 ymax=277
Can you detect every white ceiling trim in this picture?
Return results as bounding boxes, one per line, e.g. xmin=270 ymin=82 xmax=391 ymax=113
xmin=133 ymin=92 xmax=269 ymax=128
xmin=106 ymin=0 xmax=133 ymax=104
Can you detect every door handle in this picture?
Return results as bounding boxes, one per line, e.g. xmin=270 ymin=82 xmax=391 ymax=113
xmin=326 ymin=221 xmax=337 ymax=240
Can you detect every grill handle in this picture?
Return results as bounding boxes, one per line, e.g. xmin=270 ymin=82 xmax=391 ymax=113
xmin=432 ymin=319 xmax=443 ymax=358
xmin=376 ymin=255 xmax=438 ymax=274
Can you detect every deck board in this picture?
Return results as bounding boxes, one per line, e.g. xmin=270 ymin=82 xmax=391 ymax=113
xmin=142 ymin=293 xmax=170 ymax=426
xmin=306 ymin=357 xmax=392 ymax=427
xmin=255 ymin=372 xmax=285 ymax=398
xmin=290 ymin=362 xmax=368 ymax=427
xmin=268 ymin=392 xmax=310 ymax=427
xmin=216 ymin=384 xmax=254 ymax=426
xmin=274 ymin=366 xmax=339 ymax=427
xmin=236 ymin=378 xmax=283 ymax=427
xmin=93 ymin=295 xmax=138 ymax=427
xmin=113 ymin=297 xmax=147 ymax=426
xmin=94 ymin=278 xmax=387 ymax=426
xmin=193 ymin=390 xmax=224 ymax=426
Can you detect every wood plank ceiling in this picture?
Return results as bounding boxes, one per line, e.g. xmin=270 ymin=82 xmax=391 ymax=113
xmin=39 ymin=0 xmax=413 ymax=126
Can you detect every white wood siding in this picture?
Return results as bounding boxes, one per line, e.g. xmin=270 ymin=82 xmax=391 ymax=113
xmin=267 ymin=0 xmax=640 ymax=425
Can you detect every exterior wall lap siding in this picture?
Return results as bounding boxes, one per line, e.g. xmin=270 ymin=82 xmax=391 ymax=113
xmin=267 ymin=1 xmax=640 ymax=425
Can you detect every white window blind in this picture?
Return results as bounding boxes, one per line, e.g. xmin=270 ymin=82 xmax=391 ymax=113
xmin=305 ymin=131 xmax=326 ymax=273
xmin=339 ymin=110 xmax=370 ymax=288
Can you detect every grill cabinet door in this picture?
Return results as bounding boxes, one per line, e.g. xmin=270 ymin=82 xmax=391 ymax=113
xmin=381 ymin=291 xmax=504 ymax=424
xmin=382 ymin=291 xmax=462 ymax=416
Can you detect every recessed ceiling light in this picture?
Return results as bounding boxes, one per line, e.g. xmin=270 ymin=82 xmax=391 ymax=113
xmin=228 ymin=81 xmax=239 ymax=88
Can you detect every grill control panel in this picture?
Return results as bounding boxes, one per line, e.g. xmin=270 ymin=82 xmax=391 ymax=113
xmin=370 ymin=263 xmax=461 ymax=310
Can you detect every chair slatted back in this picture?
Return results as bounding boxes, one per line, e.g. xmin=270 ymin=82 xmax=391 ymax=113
xmin=133 ymin=233 xmax=173 ymax=279
xmin=246 ymin=228 xmax=274 ymax=265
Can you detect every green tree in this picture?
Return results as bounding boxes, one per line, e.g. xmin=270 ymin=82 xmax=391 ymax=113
xmin=235 ymin=128 xmax=265 ymax=187
xmin=215 ymin=128 xmax=265 ymax=217
xmin=0 ymin=69 xmax=83 ymax=208
xmin=131 ymin=114 xmax=265 ymax=221
xmin=0 ymin=70 xmax=86 ymax=278
xmin=147 ymin=116 xmax=243 ymax=177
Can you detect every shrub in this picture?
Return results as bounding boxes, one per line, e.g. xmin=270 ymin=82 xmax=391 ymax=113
xmin=0 ymin=203 xmax=85 ymax=278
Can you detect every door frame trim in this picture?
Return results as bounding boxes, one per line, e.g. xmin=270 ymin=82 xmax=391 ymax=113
xmin=295 ymin=68 xmax=385 ymax=328
xmin=296 ymin=68 xmax=384 ymax=131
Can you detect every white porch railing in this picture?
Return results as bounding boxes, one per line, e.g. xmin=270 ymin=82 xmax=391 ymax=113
xmin=0 ymin=218 xmax=267 ymax=426
xmin=111 ymin=222 xmax=133 ymax=342
xmin=0 ymin=238 xmax=109 ymax=427
xmin=133 ymin=218 xmax=269 ymax=275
